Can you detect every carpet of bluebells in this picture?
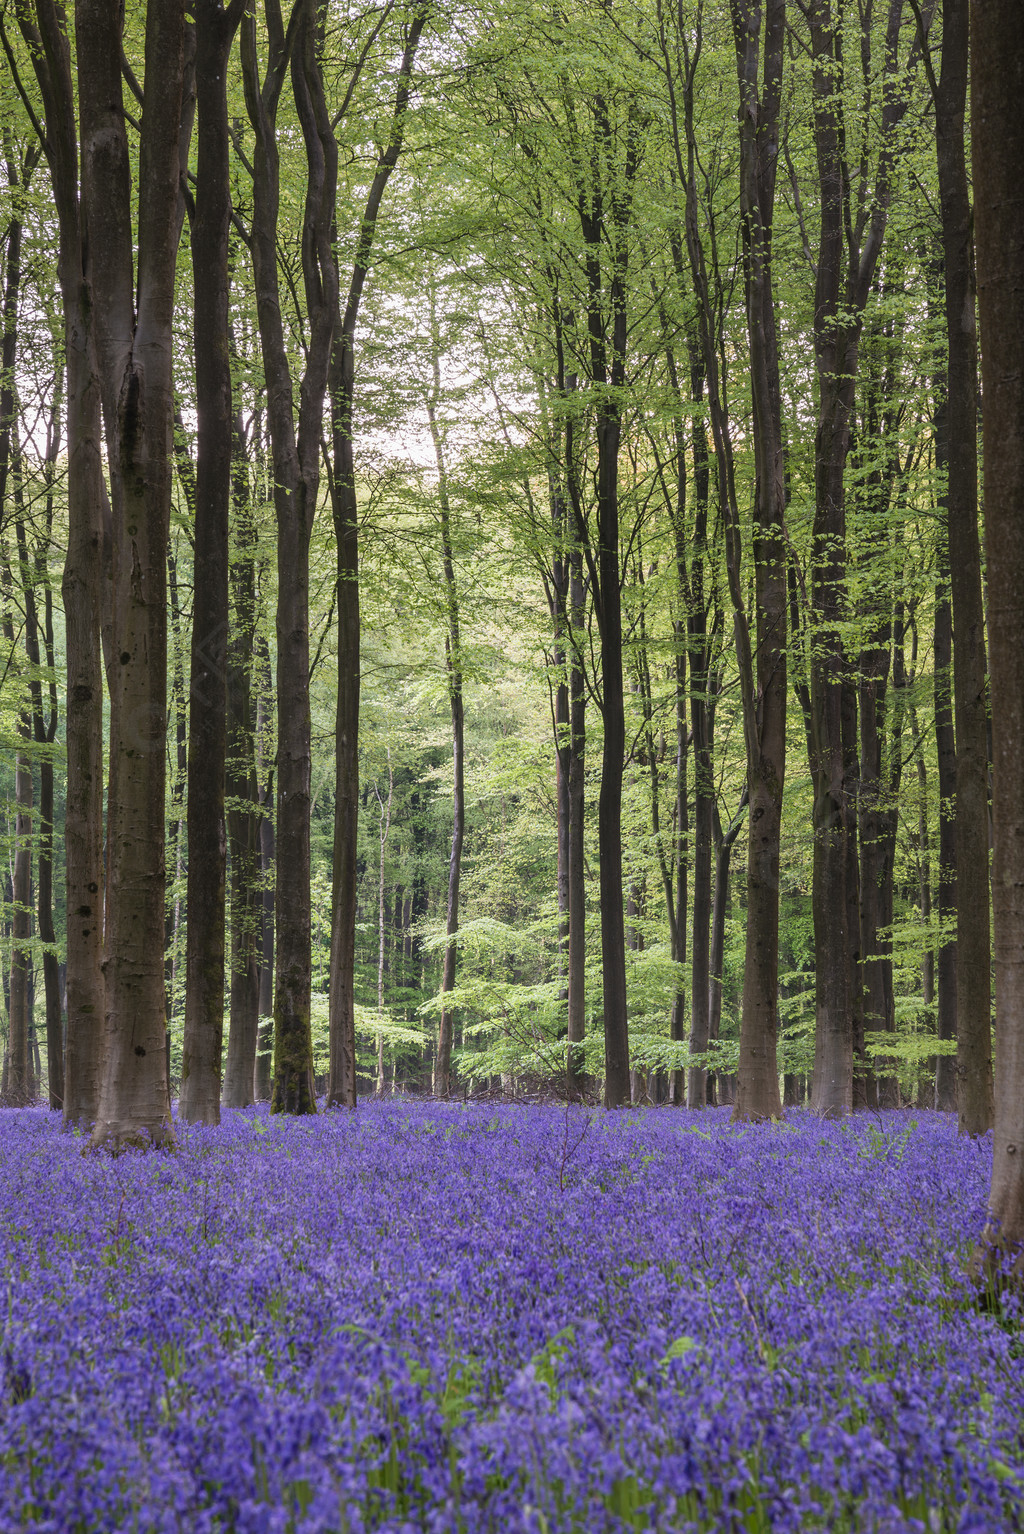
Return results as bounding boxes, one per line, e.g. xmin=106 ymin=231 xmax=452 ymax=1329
xmin=0 ymin=1104 xmax=1021 ymax=1533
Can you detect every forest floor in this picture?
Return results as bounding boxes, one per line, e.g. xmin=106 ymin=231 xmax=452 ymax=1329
xmin=0 ymin=1102 xmax=1020 ymax=1532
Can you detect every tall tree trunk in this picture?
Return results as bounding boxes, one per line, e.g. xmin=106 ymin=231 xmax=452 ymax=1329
xmin=802 ymin=0 xmax=926 ymax=1118
xmin=222 ymin=421 xmax=261 ymax=1108
xmin=686 ymin=358 xmax=714 ymax=1111
xmin=15 ymin=467 xmax=63 ymax=1109
xmin=855 ymin=341 xmax=904 ymax=1112
xmin=858 ymin=601 xmax=890 ymax=1113
xmin=428 ymin=345 xmax=465 ymax=1099
xmin=18 ymin=0 xmax=109 ymax=1131
xmin=937 ymin=0 xmax=993 ymax=1136
xmin=566 ymin=549 xmax=587 ymax=1090
xmin=76 ymin=0 xmax=186 ymax=1150
xmin=932 ymin=532 xmax=958 ymax=1110
xmin=374 ymin=752 xmax=393 ymax=1097
xmin=910 ymin=699 xmax=935 ymax=1057
xmin=326 ymin=12 xmax=423 ymax=1109
xmin=710 ymin=788 xmax=748 ymax=1097
xmin=34 ymin=387 xmax=64 ymax=1111
xmin=570 ymin=100 xmax=637 ymax=1110
xmin=33 ymin=580 xmax=63 ymax=1111
xmin=730 ymin=0 xmax=788 ymax=1123
xmin=254 ymin=635 xmax=275 ymax=1100
xmin=972 ymin=0 xmax=1024 ymax=1282
xmin=165 ymin=539 xmax=190 ymax=1056
xmin=874 ymin=607 xmax=911 ymax=1108
xmin=551 ymin=337 xmax=587 ymax=1093
xmin=243 ymin=0 xmax=338 ymax=1115
xmin=6 ymin=724 xmax=34 ymax=1105
xmin=180 ymin=0 xmax=245 ymax=1126
xmin=0 ymin=164 xmax=34 ymax=1106
xmin=663 ymin=3 xmax=785 ymax=1120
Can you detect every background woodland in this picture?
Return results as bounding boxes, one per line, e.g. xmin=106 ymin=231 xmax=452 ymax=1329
xmin=0 ymin=0 xmax=998 ymax=1138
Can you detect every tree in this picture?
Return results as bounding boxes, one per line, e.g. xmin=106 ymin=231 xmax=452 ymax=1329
xmin=726 ymin=0 xmax=788 ymax=1121
xmin=326 ymin=3 xmax=426 ymax=1110
xmin=10 ymin=0 xmax=109 ymax=1130
xmin=242 ymin=0 xmax=338 ymax=1114
xmin=179 ymin=0 xmax=247 ymax=1126
xmin=933 ymin=0 xmax=992 ymax=1135
xmin=797 ymin=0 xmax=932 ymax=1118
xmin=79 ymin=0 xmax=187 ymax=1149
xmin=426 ymin=281 xmax=466 ymax=1098
xmin=973 ymin=0 xmax=1024 ymax=1283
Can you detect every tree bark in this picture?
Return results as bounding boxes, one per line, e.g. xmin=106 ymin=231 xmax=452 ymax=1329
xmin=936 ymin=0 xmax=993 ymax=1136
xmin=686 ymin=359 xmax=714 ymax=1111
xmin=710 ymin=788 xmax=748 ymax=1096
xmin=0 ymin=161 xmax=34 ymax=1107
xmin=729 ymin=0 xmax=788 ymax=1123
xmin=254 ymin=633 xmax=275 ymax=1100
xmin=222 ymin=420 xmax=261 ymax=1108
xmin=77 ymin=0 xmax=186 ymax=1150
xmin=179 ymin=0 xmax=245 ymax=1126
xmin=566 ymin=550 xmax=587 ymax=1090
xmin=802 ymin=0 xmax=927 ymax=1118
xmin=972 ymin=0 xmax=1024 ymax=1282
xmin=6 ymin=724 xmax=34 ymax=1105
xmin=570 ymin=99 xmax=637 ymax=1110
xmin=933 ymin=529 xmax=958 ymax=1110
xmin=15 ymin=472 xmax=63 ymax=1109
xmin=242 ymin=0 xmax=337 ymax=1114
xmin=16 ymin=0 xmax=108 ymax=1131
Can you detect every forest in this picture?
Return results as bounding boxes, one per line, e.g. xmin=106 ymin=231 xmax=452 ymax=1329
xmin=0 ymin=0 xmax=996 ymax=1117
xmin=1 ymin=0 xmax=1024 ymax=1524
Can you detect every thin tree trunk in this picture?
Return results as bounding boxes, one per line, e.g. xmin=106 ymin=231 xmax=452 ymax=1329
xmin=0 ymin=181 xmax=33 ymax=1106
xmin=663 ymin=4 xmax=785 ymax=1120
xmin=254 ymin=635 xmax=275 ymax=1101
xmin=566 ymin=550 xmax=587 ymax=1091
xmin=874 ymin=608 xmax=910 ymax=1108
xmin=326 ymin=12 xmax=422 ymax=1110
xmin=6 ymin=725 xmax=34 ymax=1105
xmin=710 ymin=789 xmax=748 ymax=1098
xmin=222 ymin=420 xmax=261 ymax=1108
xmin=31 ymin=380 xmax=65 ymax=1112
xmin=374 ymin=751 xmax=393 ymax=1097
xmin=16 ymin=477 xmax=63 ymax=1108
xmin=686 ymin=359 xmax=714 ymax=1111
xmin=428 ymin=338 xmax=465 ymax=1099
xmin=911 ymin=699 xmax=935 ymax=1027
xmin=570 ymin=100 xmax=637 ymax=1110
xmin=933 ymin=532 xmax=958 ymax=1110
xmin=858 ymin=604 xmax=890 ymax=1113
